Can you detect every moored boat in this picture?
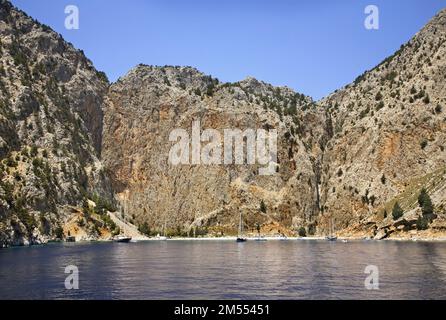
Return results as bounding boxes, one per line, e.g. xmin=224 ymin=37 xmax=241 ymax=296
xmin=326 ymin=218 xmax=337 ymax=241
xmin=236 ymin=212 xmax=247 ymax=242
xmin=114 ymin=235 xmax=132 ymax=243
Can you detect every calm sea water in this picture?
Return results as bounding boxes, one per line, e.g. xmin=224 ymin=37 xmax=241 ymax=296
xmin=1 ymin=240 xmax=446 ymax=300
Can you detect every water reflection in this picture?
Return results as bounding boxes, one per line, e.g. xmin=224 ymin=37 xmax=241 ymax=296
xmin=1 ymin=240 xmax=446 ymax=299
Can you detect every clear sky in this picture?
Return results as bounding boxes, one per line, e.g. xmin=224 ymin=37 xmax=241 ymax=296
xmin=10 ymin=0 xmax=446 ymax=100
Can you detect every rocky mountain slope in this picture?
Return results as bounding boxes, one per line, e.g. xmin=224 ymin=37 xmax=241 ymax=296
xmin=0 ymin=0 xmax=116 ymax=246
xmin=1 ymin=0 xmax=445 ymax=245
xmin=319 ymin=8 xmax=446 ymax=238
xmin=102 ymin=65 xmax=329 ymax=236
xmin=103 ymin=9 xmax=446 ymax=239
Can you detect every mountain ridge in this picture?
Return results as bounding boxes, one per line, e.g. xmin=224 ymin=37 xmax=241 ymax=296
xmin=1 ymin=0 xmax=446 ymax=245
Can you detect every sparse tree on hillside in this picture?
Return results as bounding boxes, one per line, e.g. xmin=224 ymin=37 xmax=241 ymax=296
xmin=392 ymin=202 xmax=404 ymax=220
xmin=418 ymin=188 xmax=434 ymax=217
xmin=260 ymin=200 xmax=267 ymax=213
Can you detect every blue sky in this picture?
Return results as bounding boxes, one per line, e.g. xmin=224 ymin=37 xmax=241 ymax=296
xmin=10 ymin=0 xmax=446 ymax=100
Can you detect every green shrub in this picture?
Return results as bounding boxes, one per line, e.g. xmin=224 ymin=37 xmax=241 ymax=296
xmin=359 ymin=107 xmax=370 ymax=119
xmin=375 ymin=92 xmax=383 ymax=101
xmin=30 ymin=145 xmax=38 ymax=157
xmin=260 ymin=200 xmax=267 ymax=213
xmin=206 ymin=84 xmax=214 ymax=96
xmin=376 ymin=101 xmax=384 ymax=111
xmin=392 ymin=202 xmax=404 ymax=220
xmin=54 ymin=226 xmax=64 ymax=239
xmin=416 ymin=216 xmax=429 ymax=230
xmin=138 ymin=222 xmax=151 ymax=236
xmin=5 ymin=157 xmax=18 ymax=167
xmin=418 ymin=188 xmax=433 ymax=217
xmin=96 ymin=71 xmax=109 ymax=83
xmin=298 ymin=227 xmax=306 ymax=237
xmin=337 ymin=168 xmax=343 ymax=177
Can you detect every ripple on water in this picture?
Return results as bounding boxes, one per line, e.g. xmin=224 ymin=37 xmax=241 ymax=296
xmin=1 ymin=240 xmax=446 ymax=299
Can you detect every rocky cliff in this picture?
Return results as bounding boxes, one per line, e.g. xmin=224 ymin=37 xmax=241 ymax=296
xmin=0 ymin=0 xmax=116 ymax=246
xmin=1 ymin=0 xmax=445 ymax=245
xmin=102 ymin=65 xmax=329 ymax=236
xmin=319 ymin=8 xmax=446 ymax=239
xmin=103 ymin=9 xmax=446 ymax=239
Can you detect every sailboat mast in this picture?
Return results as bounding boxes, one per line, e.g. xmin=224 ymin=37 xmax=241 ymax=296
xmin=123 ymin=197 xmax=127 ymax=235
xmin=239 ymin=211 xmax=243 ymax=236
xmin=329 ymin=218 xmax=332 ymax=237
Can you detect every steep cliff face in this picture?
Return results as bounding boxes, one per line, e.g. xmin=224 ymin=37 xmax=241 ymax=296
xmin=102 ymin=65 xmax=329 ymax=236
xmin=103 ymin=8 xmax=446 ymax=238
xmin=319 ymin=8 xmax=446 ymax=238
xmin=2 ymin=0 xmax=445 ymax=244
xmin=0 ymin=0 xmax=115 ymax=246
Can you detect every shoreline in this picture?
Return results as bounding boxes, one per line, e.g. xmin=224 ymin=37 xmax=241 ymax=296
xmin=3 ymin=235 xmax=446 ymax=249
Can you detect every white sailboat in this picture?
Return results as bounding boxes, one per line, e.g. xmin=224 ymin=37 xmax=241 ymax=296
xmin=326 ymin=217 xmax=337 ymax=241
xmin=236 ymin=212 xmax=247 ymax=242
xmin=155 ymin=220 xmax=167 ymax=240
xmin=114 ymin=196 xmax=132 ymax=243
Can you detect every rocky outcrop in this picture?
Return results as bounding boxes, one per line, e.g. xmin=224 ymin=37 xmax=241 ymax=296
xmin=318 ymin=8 xmax=446 ymax=237
xmin=0 ymin=0 xmax=114 ymax=246
xmin=1 ymin=0 xmax=446 ymax=244
xmin=102 ymin=8 xmax=446 ymax=238
xmin=102 ymin=65 xmax=327 ymax=235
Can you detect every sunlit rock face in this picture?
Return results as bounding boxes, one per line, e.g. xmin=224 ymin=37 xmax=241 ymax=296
xmin=0 ymin=0 xmax=113 ymax=246
xmin=2 ymin=0 xmax=446 ymax=245
xmin=102 ymin=65 xmax=326 ymax=236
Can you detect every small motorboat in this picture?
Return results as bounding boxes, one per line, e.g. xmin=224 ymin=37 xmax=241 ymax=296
xmin=236 ymin=237 xmax=247 ymax=242
xmin=65 ymin=236 xmax=76 ymax=243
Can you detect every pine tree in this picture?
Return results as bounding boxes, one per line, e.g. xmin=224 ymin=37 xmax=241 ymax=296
xmin=392 ymin=202 xmax=404 ymax=220
xmin=416 ymin=216 xmax=429 ymax=230
xmin=418 ymin=188 xmax=433 ymax=217
xmin=138 ymin=222 xmax=151 ymax=236
xmin=260 ymin=200 xmax=267 ymax=213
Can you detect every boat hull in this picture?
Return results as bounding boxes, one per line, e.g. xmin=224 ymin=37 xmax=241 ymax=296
xmin=114 ymin=237 xmax=132 ymax=243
